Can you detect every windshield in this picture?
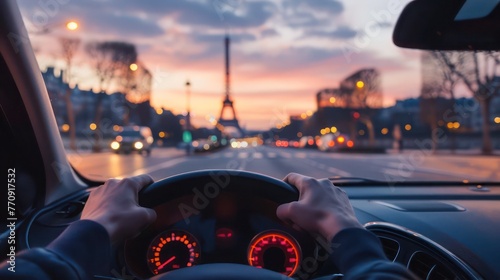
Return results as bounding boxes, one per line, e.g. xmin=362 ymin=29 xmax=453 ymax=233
xmin=18 ymin=0 xmax=500 ymax=183
xmin=120 ymin=131 xmax=142 ymax=138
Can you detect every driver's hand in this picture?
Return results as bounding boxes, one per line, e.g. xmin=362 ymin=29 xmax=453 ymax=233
xmin=81 ymin=174 xmax=157 ymax=244
xmin=277 ymin=173 xmax=363 ymax=242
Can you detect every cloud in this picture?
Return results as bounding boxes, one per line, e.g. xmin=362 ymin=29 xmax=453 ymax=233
xmin=83 ymin=13 xmax=164 ymax=37
xmin=301 ymin=0 xmax=344 ymax=15
xmin=261 ymin=28 xmax=279 ymax=38
xmin=193 ymin=33 xmax=256 ymax=44
xmin=307 ymin=25 xmax=358 ymax=39
xmin=283 ymin=0 xmax=344 ymax=14
xmin=117 ymin=0 xmax=276 ymax=29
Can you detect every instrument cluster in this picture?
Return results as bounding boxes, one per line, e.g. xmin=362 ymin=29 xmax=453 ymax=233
xmin=144 ymin=228 xmax=302 ymax=276
xmin=123 ymin=192 xmax=324 ymax=279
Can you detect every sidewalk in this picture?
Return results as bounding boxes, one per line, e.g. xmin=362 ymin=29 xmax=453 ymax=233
xmin=386 ymin=148 xmax=500 ymax=156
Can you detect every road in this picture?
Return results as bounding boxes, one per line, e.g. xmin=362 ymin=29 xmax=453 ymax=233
xmin=68 ymin=146 xmax=500 ymax=183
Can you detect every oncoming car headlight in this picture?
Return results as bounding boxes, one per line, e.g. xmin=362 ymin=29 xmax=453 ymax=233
xmin=134 ymin=141 xmax=144 ymax=149
xmin=111 ymin=141 xmax=120 ymax=150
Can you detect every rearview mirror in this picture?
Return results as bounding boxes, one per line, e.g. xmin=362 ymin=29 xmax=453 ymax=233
xmin=393 ymin=0 xmax=500 ymax=50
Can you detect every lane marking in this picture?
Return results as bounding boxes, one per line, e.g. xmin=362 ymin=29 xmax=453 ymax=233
xmin=327 ymin=167 xmax=352 ymax=177
xmin=267 ymin=152 xmax=276 ymax=158
xmin=280 ymin=152 xmax=292 ymax=159
xmin=238 ymin=152 xmax=249 ymax=159
xmin=295 ymin=152 xmax=307 ymax=159
xmin=118 ymin=157 xmax=187 ymax=177
xmin=253 ymin=152 xmax=263 ymax=159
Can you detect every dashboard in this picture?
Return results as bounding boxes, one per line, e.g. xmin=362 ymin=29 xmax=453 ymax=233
xmin=18 ymin=173 xmax=500 ymax=280
xmin=123 ymin=193 xmax=321 ymax=278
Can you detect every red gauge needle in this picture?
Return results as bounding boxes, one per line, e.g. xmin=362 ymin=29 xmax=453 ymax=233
xmin=158 ymin=256 xmax=176 ymax=270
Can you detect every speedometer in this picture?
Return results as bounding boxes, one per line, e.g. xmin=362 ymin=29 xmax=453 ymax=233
xmin=247 ymin=231 xmax=301 ymax=276
xmin=146 ymin=230 xmax=201 ymax=275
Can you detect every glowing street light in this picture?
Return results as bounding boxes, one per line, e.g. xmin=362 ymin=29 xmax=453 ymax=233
xmin=447 ymin=122 xmax=460 ymax=129
xmin=66 ymin=21 xmax=79 ymax=31
xmin=494 ymin=117 xmax=500 ymax=124
xmin=404 ymin=124 xmax=412 ymax=131
xmin=61 ymin=124 xmax=70 ymax=132
xmin=89 ymin=123 xmax=97 ymax=131
xmin=129 ymin=63 xmax=138 ymax=71
xmin=329 ymin=97 xmax=336 ymax=104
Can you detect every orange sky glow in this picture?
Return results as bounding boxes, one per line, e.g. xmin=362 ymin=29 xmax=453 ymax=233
xmin=20 ymin=0 xmax=421 ymax=130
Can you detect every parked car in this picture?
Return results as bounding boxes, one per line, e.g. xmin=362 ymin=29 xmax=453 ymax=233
xmin=111 ymin=126 xmax=154 ymax=155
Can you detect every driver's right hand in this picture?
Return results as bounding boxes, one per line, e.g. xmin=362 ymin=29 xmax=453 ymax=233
xmin=276 ymin=173 xmax=363 ymax=242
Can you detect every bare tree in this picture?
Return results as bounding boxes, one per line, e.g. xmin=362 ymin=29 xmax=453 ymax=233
xmin=436 ymin=51 xmax=500 ymax=154
xmin=59 ymin=37 xmax=81 ymax=151
xmin=85 ymin=41 xmax=138 ymax=151
xmin=420 ymin=51 xmax=460 ymax=153
xmin=120 ymin=63 xmax=152 ymax=124
xmin=338 ymin=69 xmax=382 ymax=145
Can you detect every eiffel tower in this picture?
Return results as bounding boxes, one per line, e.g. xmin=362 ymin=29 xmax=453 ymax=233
xmin=218 ymin=35 xmax=244 ymax=137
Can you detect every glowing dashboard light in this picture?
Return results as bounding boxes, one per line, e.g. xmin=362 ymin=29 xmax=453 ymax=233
xmin=248 ymin=231 xmax=301 ymax=276
xmin=147 ymin=230 xmax=200 ymax=275
xmin=216 ymin=228 xmax=233 ymax=239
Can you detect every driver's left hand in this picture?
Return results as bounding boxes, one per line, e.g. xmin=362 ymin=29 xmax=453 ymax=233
xmin=81 ymin=174 xmax=157 ymax=244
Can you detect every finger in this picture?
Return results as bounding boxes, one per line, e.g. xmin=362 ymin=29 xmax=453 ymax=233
xmin=143 ymin=207 xmax=157 ymax=224
xmin=283 ymin=173 xmax=311 ymax=193
xmin=276 ymin=201 xmax=299 ymax=222
xmin=124 ymin=174 xmax=154 ymax=193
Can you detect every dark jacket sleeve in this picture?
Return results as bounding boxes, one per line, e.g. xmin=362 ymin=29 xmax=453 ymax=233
xmin=0 ymin=220 xmax=111 ymax=280
xmin=330 ymin=227 xmax=418 ymax=280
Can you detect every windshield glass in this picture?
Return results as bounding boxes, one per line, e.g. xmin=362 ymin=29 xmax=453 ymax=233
xmin=120 ymin=131 xmax=142 ymax=138
xmin=18 ymin=0 xmax=500 ymax=182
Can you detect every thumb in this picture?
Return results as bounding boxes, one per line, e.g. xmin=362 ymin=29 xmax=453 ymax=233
xmin=142 ymin=207 xmax=157 ymax=225
xmin=276 ymin=201 xmax=299 ymax=222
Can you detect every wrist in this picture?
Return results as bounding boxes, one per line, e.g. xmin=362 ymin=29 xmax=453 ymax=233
xmin=320 ymin=214 xmax=363 ymax=241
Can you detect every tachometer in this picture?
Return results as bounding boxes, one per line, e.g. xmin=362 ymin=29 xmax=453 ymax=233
xmin=248 ymin=231 xmax=301 ymax=276
xmin=147 ymin=230 xmax=200 ymax=275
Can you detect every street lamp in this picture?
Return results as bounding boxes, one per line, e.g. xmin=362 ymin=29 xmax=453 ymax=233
xmin=129 ymin=63 xmax=138 ymax=71
xmin=184 ymin=80 xmax=192 ymax=155
xmin=66 ymin=21 xmax=79 ymax=31
xmin=30 ymin=20 xmax=80 ymax=35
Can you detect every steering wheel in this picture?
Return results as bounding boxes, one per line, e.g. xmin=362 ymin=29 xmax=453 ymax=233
xmin=136 ymin=169 xmax=301 ymax=280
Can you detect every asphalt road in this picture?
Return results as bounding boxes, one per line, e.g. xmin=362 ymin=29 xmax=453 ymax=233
xmin=68 ymin=146 xmax=500 ymax=183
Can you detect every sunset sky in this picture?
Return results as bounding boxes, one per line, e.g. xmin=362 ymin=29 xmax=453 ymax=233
xmin=17 ymin=0 xmax=422 ymax=130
